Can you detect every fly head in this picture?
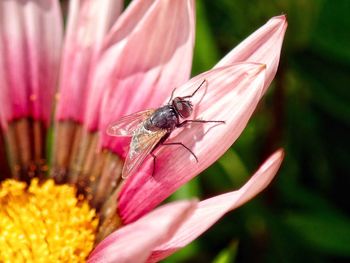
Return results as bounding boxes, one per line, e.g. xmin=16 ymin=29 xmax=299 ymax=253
xmin=172 ymin=97 xmax=193 ymax=118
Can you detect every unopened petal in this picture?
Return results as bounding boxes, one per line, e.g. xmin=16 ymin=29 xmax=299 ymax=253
xmin=55 ymin=0 xmax=123 ymax=122
xmin=215 ymin=15 xmax=287 ymax=94
xmin=148 ymin=150 xmax=284 ymax=262
xmin=88 ymin=201 xmax=197 ymax=263
xmin=118 ymin=63 xmax=266 ymax=224
xmin=85 ymin=0 xmax=195 ymax=134
xmin=0 ymin=0 xmax=62 ymax=128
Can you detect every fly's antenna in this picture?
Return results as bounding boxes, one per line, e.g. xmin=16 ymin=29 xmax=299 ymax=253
xmin=182 ymin=79 xmax=207 ymax=99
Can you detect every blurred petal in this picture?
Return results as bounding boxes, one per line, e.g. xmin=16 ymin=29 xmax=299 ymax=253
xmin=88 ymin=201 xmax=197 ymax=263
xmin=215 ymin=15 xmax=287 ymax=94
xmin=148 ymin=150 xmax=284 ymax=262
xmin=85 ymin=0 xmax=195 ymax=135
xmin=0 ymin=0 xmax=62 ymax=128
xmin=55 ymin=0 xmax=123 ymax=122
xmin=118 ymin=62 xmax=266 ymax=224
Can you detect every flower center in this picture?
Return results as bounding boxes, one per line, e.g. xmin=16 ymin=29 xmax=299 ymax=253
xmin=0 ymin=178 xmax=98 ymax=262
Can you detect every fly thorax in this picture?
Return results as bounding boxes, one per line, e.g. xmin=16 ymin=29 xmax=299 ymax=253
xmin=150 ymin=106 xmax=178 ymax=130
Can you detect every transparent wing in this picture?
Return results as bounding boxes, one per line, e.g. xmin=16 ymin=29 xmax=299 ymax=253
xmin=107 ymin=109 xmax=155 ymax=136
xmin=122 ymin=127 xmax=167 ymax=179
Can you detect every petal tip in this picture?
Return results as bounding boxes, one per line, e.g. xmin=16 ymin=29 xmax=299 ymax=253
xmin=270 ymin=14 xmax=288 ymax=30
xmin=260 ymin=148 xmax=285 ymax=179
xmin=272 ymin=148 xmax=285 ymax=163
xmin=273 ymin=14 xmax=287 ymax=23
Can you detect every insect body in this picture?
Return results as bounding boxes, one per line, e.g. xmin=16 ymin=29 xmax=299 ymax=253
xmin=107 ymin=80 xmax=225 ymax=179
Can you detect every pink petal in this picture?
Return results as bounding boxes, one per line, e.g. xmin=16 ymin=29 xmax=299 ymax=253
xmin=118 ymin=62 xmax=266 ymax=224
xmin=55 ymin=0 xmax=123 ymax=122
xmin=148 ymin=150 xmax=284 ymax=262
xmin=85 ymin=0 xmax=195 ymax=135
xmin=0 ymin=0 xmax=62 ymax=128
xmin=215 ymin=15 xmax=287 ymax=94
xmin=88 ymin=201 xmax=197 ymax=263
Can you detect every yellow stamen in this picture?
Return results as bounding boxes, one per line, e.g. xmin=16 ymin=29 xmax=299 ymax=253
xmin=0 ymin=179 xmax=98 ymax=262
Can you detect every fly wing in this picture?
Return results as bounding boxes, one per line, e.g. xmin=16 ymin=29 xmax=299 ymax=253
xmin=122 ymin=127 xmax=167 ymax=179
xmin=107 ymin=109 xmax=155 ymax=136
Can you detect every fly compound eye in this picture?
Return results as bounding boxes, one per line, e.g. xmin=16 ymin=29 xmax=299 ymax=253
xmin=173 ymin=97 xmax=193 ymax=118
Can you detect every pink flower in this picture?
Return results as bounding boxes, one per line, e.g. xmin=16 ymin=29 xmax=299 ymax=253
xmin=114 ymin=14 xmax=287 ymax=224
xmin=90 ymin=150 xmax=284 ymax=263
xmin=0 ymin=0 xmax=286 ymax=262
xmin=88 ymin=200 xmax=198 ymax=263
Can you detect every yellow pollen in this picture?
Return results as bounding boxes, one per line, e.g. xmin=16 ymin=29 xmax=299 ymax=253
xmin=0 ymin=179 xmax=98 ymax=262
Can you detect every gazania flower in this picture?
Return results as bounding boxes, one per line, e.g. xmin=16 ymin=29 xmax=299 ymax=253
xmin=0 ymin=0 xmax=287 ymax=262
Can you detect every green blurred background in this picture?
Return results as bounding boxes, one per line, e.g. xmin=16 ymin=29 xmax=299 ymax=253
xmin=165 ymin=0 xmax=350 ymax=262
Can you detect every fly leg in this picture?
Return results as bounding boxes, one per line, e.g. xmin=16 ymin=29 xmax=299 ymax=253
xmin=149 ymin=141 xmax=198 ymax=178
xmin=169 ymin=80 xmax=207 ymax=104
xmin=160 ymin=142 xmax=198 ymax=163
xmin=177 ymin=119 xmax=225 ymax=127
xmin=182 ymin=79 xmax=207 ymax=99
xmin=150 ymin=152 xmax=157 ymax=177
xmin=167 ymin=88 xmax=177 ymax=104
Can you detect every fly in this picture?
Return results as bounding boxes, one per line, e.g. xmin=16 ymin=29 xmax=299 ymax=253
xmin=107 ymin=80 xmax=225 ymax=179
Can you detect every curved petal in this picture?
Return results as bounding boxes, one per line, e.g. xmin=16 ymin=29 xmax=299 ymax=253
xmin=88 ymin=201 xmax=197 ymax=263
xmin=85 ymin=0 xmax=195 ymax=135
xmin=0 ymin=0 xmax=62 ymax=129
xmin=55 ymin=0 xmax=123 ymax=122
xmin=215 ymin=15 xmax=287 ymax=94
xmin=118 ymin=62 xmax=266 ymax=224
xmin=148 ymin=150 xmax=284 ymax=262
